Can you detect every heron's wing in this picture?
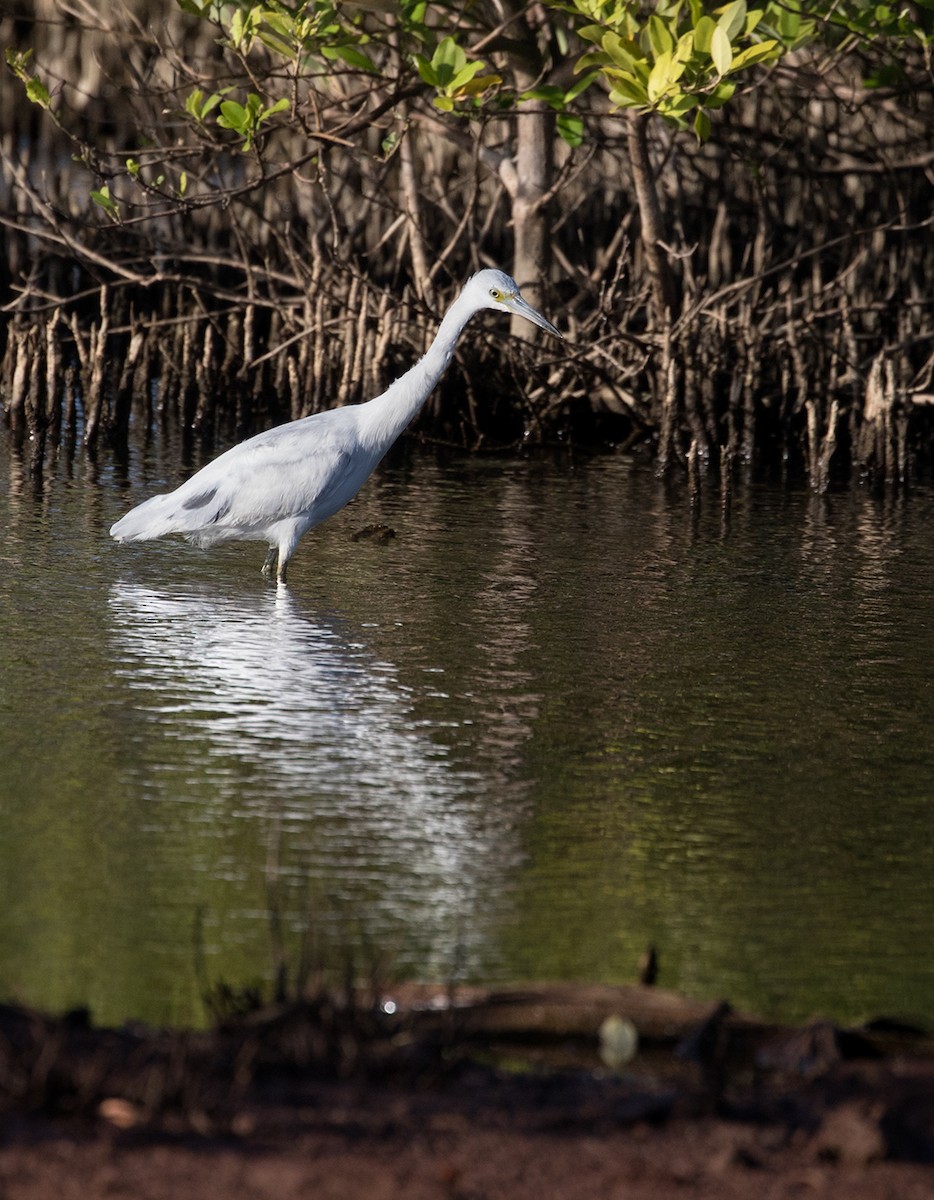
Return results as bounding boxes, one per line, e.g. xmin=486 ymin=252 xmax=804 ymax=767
xmin=221 ymin=420 xmax=361 ymax=528
xmin=112 ymin=412 xmax=363 ymax=542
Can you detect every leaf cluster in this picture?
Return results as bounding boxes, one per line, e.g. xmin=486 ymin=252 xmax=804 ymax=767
xmin=413 ymin=36 xmax=501 ymax=112
xmin=5 ymin=0 xmax=934 ymax=222
xmin=562 ymin=0 xmax=786 ymax=139
xmin=5 ymin=48 xmax=51 ymax=109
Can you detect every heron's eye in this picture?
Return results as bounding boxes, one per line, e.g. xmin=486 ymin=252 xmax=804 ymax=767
xmin=489 ymin=288 xmax=502 ymax=301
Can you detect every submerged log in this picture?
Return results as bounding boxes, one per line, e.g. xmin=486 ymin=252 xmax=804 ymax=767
xmin=385 ymin=980 xmax=746 ymax=1043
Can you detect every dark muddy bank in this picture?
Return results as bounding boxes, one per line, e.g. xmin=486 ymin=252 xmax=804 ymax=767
xmin=2 ymin=983 xmax=934 ymax=1199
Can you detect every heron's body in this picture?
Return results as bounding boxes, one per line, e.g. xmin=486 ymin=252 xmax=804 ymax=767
xmin=111 ymin=269 xmax=561 ymax=583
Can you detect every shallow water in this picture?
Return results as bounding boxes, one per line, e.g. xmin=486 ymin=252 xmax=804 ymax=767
xmin=2 ymin=427 xmax=934 ymax=1028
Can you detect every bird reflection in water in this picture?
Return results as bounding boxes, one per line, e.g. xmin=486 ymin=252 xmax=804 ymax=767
xmin=107 ymin=581 xmax=523 ymax=977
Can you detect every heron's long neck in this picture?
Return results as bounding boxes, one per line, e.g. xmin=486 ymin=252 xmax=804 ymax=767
xmin=358 ymin=290 xmax=475 ymax=453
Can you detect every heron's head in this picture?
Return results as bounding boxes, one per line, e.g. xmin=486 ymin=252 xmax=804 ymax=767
xmin=467 ymin=268 xmax=563 ymax=338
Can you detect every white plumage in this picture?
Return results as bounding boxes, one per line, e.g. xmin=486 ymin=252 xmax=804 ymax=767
xmin=110 ymin=268 xmax=562 ymax=584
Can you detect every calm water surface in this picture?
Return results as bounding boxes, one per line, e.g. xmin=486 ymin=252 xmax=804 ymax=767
xmin=2 ymin=427 xmax=933 ymax=1028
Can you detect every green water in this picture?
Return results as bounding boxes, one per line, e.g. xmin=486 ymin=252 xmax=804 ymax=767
xmin=2 ymin=429 xmax=933 ymax=1028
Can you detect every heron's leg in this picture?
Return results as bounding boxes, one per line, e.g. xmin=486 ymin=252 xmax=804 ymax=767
xmin=275 ymin=534 xmax=298 ymax=586
xmin=261 ymin=546 xmax=278 ymax=579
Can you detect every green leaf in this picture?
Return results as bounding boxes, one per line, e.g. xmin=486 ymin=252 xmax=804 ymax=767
xmin=606 ymin=71 xmax=650 ymax=107
xmin=260 ymin=12 xmax=294 ymax=40
xmin=693 ymin=15 xmax=716 ymax=53
xmin=706 ymin=78 xmax=736 ymax=106
xmin=6 ymin=51 xmax=51 ymax=108
xmin=459 ymin=73 xmax=501 ymax=96
xmin=185 ymin=88 xmax=224 ymax=120
xmin=432 ymin=36 xmax=466 ymax=87
xmin=227 ymin=5 xmax=263 ymax=51
xmin=646 ymin=14 xmax=675 ymax=57
xmin=675 ymin=30 xmax=695 ymax=62
xmin=420 ymin=36 xmax=494 ymax=102
xmin=521 ymin=85 xmax=565 ymax=107
xmin=693 ymin=108 xmax=712 ymax=141
xmin=25 ymin=77 xmax=51 ymax=108
xmin=728 ymin=39 xmax=779 ymax=71
xmin=413 ymin=54 xmax=438 ymax=86
xmin=321 ymin=43 xmax=378 ymax=72
xmin=257 ymin=30 xmax=295 ymax=57
xmin=200 ymin=91 xmax=224 ymax=118
xmin=557 ymin=111 xmax=584 ymax=147
xmin=4 ymin=47 xmax=30 ymax=77
xmin=401 ymin=0 xmax=428 ymax=25
xmin=771 ymin=3 xmax=811 ymax=44
xmin=218 ymin=100 xmax=248 ymax=132
xmin=564 ymin=70 xmax=598 ymax=103
xmin=717 ymin=0 xmax=747 ymax=42
xmin=657 ymin=92 xmax=695 ymax=118
xmin=647 ymin=50 xmax=673 ymax=101
xmin=602 ymin=31 xmax=641 ymax=71
xmin=576 ymin=23 xmax=606 ymax=46
xmin=90 ymin=184 xmax=119 ymax=219
xmin=229 ymin=6 xmax=247 ymax=48
xmin=258 ymin=96 xmax=289 ymax=124
xmin=574 ymin=48 xmax=610 ymax=73
xmin=711 ymin=24 xmax=733 ymax=73
xmin=449 ymin=59 xmax=486 ymax=91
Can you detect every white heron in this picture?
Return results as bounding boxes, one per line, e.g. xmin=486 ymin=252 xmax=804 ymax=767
xmin=110 ymin=269 xmax=562 ymax=584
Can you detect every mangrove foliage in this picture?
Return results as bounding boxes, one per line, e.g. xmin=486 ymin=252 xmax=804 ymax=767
xmin=2 ymin=0 xmax=934 ymax=487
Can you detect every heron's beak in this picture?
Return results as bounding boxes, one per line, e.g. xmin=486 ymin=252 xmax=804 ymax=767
xmin=509 ymin=294 xmax=564 ymax=339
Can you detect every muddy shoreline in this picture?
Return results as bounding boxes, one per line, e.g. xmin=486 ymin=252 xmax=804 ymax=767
xmin=2 ymin=984 xmax=932 ymax=1197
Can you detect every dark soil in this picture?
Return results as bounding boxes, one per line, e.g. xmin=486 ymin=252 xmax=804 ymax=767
xmin=2 ymin=985 xmax=933 ymax=1199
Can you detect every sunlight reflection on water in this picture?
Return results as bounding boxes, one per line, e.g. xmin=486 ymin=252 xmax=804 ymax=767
xmin=106 ymin=580 xmax=525 ymax=982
